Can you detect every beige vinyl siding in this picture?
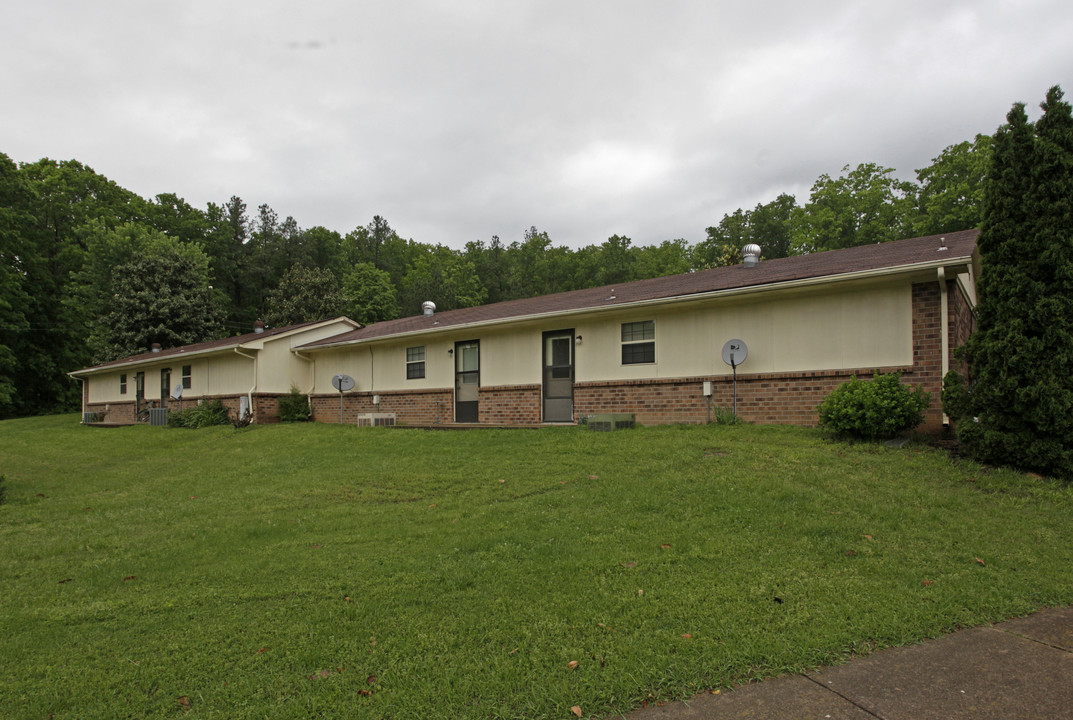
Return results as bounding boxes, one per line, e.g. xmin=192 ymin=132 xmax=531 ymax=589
xmin=304 ymin=281 xmax=913 ymax=392
xmin=87 ymin=371 xmax=131 ymax=403
xmin=573 ymin=282 xmax=912 ymax=383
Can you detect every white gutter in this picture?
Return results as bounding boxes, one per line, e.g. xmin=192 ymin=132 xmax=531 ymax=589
xmin=71 ymin=345 xmax=239 ymax=377
xmin=304 ymin=256 xmax=975 ymax=352
xmin=233 ymin=347 xmax=257 ymax=420
xmin=938 ymin=267 xmax=950 ymax=427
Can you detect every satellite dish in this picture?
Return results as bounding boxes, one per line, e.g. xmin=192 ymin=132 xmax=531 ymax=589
xmin=171 ymin=384 xmax=184 ymax=399
xmin=332 ymin=374 xmax=356 ymax=392
xmin=721 ymin=339 xmax=748 ymax=368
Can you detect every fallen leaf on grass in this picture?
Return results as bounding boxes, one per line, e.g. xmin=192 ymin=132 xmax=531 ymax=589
xmin=319 ymin=669 xmax=331 ymax=678
xmin=344 ymin=596 xmax=351 ymax=602
xmin=845 ymin=550 xmax=857 ymax=557
xmin=620 ymin=561 xmax=637 ymax=568
xmin=571 ymin=706 xmax=583 ymax=717
xmin=177 ymin=696 xmax=191 ymax=709
xmin=498 ymin=479 xmax=506 ymax=483
xmin=428 ymin=503 xmax=436 ymax=508
xmin=189 ymin=496 xmax=197 ymax=500
xmin=922 ymin=580 xmax=934 ymax=586
xmin=311 ymin=544 xmax=323 ymax=549
xmin=256 ymin=648 xmax=268 ymax=654
xmin=825 ymin=510 xmax=842 ymax=515
xmin=862 ymin=534 xmax=874 ymax=540
xmin=588 ymin=475 xmax=599 ymax=480
xmin=567 ymin=660 xmax=579 ymax=669
xmin=637 ymin=589 xmax=644 ymax=596
xmin=660 ymin=544 xmax=672 ymax=550
xmin=357 ymin=689 xmax=372 ymax=696
xmin=710 ymin=690 xmax=721 ymax=695
xmin=123 ymin=575 xmax=136 ymax=581
xmin=596 ymin=623 xmax=616 ymax=632
xmin=509 ymin=647 xmax=519 ymax=655
xmin=366 ymin=674 xmax=377 ymax=685
xmin=58 ymin=578 xmax=73 ymax=584
xmin=975 ymin=557 xmax=986 ymax=566
xmin=681 ymin=633 xmax=693 ymax=639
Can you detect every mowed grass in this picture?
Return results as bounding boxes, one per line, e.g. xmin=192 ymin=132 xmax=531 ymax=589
xmin=1 ymin=415 xmax=1072 ymax=720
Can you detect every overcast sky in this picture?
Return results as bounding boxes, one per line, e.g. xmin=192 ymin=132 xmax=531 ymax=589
xmin=4 ymin=1 xmax=1071 ymax=249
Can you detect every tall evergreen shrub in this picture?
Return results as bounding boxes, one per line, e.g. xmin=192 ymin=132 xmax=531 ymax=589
xmin=954 ymin=86 xmax=1073 ymax=480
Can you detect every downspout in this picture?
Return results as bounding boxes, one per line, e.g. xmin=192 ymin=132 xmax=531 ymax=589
xmin=937 ymin=267 xmax=950 ymax=427
xmin=292 ymin=349 xmax=316 ymax=413
xmin=234 ymin=347 xmax=257 ymax=421
xmin=369 ymin=346 xmax=375 ymax=394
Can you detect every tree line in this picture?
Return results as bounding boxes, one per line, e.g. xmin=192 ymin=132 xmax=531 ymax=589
xmin=1 ymin=132 xmax=990 ymax=418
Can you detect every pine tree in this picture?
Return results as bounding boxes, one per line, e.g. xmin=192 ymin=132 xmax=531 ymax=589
xmin=956 ymin=86 xmax=1073 ymax=480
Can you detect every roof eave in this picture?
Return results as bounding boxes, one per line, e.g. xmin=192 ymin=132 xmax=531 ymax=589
xmin=70 ymin=316 xmax=360 ymax=376
xmin=300 ymin=254 xmax=973 ymax=351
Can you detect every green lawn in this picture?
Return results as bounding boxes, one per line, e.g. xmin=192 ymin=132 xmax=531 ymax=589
xmin=1 ymin=415 xmax=1071 ymax=719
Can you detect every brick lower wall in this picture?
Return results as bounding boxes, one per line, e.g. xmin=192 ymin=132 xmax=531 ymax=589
xmin=85 ymin=401 xmax=137 ymax=424
xmin=312 ymin=389 xmax=454 ymax=424
xmin=574 ymin=368 xmax=917 ymax=427
xmin=479 ymin=384 xmax=541 ymax=424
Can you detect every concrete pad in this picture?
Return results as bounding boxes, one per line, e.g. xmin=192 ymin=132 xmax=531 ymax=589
xmin=998 ymin=606 xmax=1073 ymax=652
xmin=622 ymin=674 xmax=875 ymax=720
xmin=808 ymin=625 xmax=1073 ymax=720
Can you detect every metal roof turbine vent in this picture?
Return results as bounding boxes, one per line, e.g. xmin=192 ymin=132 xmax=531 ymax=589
xmin=151 ymin=343 xmax=162 ymax=353
xmin=253 ymin=320 xmax=265 ymax=334
xmin=421 ymin=301 xmax=436 ymax=317
xmin=742 ymin=243 xmax=762 ymax=268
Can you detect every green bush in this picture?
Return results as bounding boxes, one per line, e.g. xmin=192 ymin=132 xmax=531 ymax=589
xmin=941 ymin=370 xmax=972 ymax=423
xmin=168 ymin=399 xmax=232 ymax=428
xmin=277 ymin=386 xmax=311 ymax=422
xmin=817 ymin=372 xmax=930 ymax=440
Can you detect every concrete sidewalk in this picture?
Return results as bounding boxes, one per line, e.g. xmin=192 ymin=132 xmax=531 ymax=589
xmin=626 ymin=607 xmax=1073 ymax=719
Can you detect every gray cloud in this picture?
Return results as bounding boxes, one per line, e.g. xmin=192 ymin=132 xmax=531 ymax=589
xmin=4 ymin=0 xmax=1070 ymax=248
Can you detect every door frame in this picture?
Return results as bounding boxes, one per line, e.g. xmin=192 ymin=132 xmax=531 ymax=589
xmin=454 ymin=340 xmax=480 ymax=423
xmin=542 ymin=329 xmax=575 ymax=422
xmin=160 ymin=368 xmax=171 ymax=409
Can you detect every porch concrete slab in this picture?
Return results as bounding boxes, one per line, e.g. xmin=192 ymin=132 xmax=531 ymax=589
xmin=624 ymin=673 xmax=875 ymax=720
xmin=997 ymin=605 xmax=1073 ymax=652
xmin=808 ymin=620 xmax=1073 ymax=720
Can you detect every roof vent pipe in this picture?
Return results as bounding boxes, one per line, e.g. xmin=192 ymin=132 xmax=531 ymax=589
xmin=742 ymin=243 xmax=761 ymax=268
xmin=151 ymin=343 xmax=162 ymax=353
xmin=422 ymin=301 xmax=436 ymax=317
xmin=253 ymin=320 xmax=265 ymax=334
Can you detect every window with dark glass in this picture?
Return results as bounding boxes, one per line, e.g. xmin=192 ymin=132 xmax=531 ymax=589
xmin=119 ymin=374 xmax=127 ymax=394
xmin=621 ymin=321 xmax=655 ymax=364
xmin=406 ymin=346 xmax=425 ymax=379
xmin=181 ymin=365 xmax=192 ymax=389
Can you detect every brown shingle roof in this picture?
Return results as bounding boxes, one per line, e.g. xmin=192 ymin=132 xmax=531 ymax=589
xmin=71 ymin=318 xmax=354 ymax=375
xmin=301 ymin=229 xmax=978 ymax=349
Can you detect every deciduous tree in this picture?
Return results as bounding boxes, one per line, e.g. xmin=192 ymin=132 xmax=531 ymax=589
xmin=264 ymin=264 xmax=346 ymax=327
